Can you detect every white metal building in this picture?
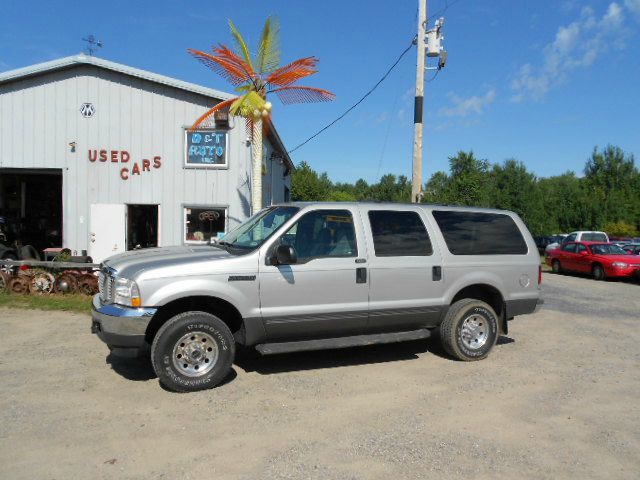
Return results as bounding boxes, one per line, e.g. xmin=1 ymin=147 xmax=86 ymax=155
xmin=0 ymin=55 xmax=292 ymax=262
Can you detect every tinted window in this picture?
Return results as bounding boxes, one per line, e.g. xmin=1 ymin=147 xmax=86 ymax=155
xmin=432 ymin=210 xmax=528 ymax=255
xmin=368 ymin=210 xmax=433 ymax=257
xmin=562 ymin=243 xmax=577 ymax=253
xmin=581 ymin=232 xmax=608 ymax=242
xmin=565 ymin=234 xmax=577 ymax=243
xmin=576 ymin=244 xmax=587 ymax=254
xmin=280 ymin=210 xmax=357 ymax=262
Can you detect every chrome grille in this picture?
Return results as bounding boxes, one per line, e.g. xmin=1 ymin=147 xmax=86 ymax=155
xmin=98 ymin=268 xmax=115 ymax=304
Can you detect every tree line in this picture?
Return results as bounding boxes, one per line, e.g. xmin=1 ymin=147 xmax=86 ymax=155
xmin=290 ymin=145 xmax=640 ymax=236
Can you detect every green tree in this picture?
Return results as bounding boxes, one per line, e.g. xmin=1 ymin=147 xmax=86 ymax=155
xmin=291 ymin=161 xmax=332 ymax=201
xmin=583 ymin=145 xmax=639 ymax=229
xmin=490 ymin=159 xmax=545 ymax=233
xmin=446 ymin=151 xmax=491 ymax=207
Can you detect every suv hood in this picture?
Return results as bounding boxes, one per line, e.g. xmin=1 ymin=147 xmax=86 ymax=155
xmin=103 ymin=245 xmax=234 ymax=279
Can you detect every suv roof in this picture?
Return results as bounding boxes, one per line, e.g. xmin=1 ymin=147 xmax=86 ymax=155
xmin=284 ymin=202 xmax=518 ymax=215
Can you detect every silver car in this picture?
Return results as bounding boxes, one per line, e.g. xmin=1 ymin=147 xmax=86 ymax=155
xmin=92 ymin=203 xmax=542 ymax=392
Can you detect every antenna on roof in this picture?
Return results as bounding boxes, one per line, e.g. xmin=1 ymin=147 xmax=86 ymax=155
xmin=82 ymin=35 xmax=103 ymax=56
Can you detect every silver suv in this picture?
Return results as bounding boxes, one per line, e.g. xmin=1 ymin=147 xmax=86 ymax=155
xmin=91 ymin=203 xmax=542 ymax=392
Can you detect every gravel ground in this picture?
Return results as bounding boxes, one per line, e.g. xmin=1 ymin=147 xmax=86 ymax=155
xmin=0 ymin=273 xmax=638 ymax=479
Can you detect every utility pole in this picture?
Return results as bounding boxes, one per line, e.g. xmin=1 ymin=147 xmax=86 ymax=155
xmin=411 ymin=0 xmax=427 ymax=203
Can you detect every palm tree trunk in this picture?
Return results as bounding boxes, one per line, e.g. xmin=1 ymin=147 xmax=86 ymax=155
xmin=251 ymin=119 xmax=263 ymax=215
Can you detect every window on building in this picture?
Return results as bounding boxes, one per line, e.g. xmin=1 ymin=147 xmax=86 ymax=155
xmin=432 ymin=210 xmax=528 ymax=255
xmin=184 ymin=207 xmax=226 ymax=244
xmin=368 ymin=210 xmax=433 ymax=257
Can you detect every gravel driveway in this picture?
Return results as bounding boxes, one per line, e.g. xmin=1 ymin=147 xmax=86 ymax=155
xmin=1 ymin=273 xmax=638 ymax=479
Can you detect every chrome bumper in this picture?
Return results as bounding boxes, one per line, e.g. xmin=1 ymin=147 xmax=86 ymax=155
xmin=91 ymin=294 xmax=157 ymax=356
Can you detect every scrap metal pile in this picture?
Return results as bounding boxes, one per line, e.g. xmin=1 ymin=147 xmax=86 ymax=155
xmin=0 ymin=262 xmax=99 ymax=296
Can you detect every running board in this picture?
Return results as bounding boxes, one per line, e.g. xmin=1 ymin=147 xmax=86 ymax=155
xmin=255 ymin=329 xmax=431 ymax=355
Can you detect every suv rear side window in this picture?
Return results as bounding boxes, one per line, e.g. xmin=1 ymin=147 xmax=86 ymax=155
xmin=432 ymin=210 xmax=528 ymax=255
xmin=368 ymin=210 xmax=433 ymax=256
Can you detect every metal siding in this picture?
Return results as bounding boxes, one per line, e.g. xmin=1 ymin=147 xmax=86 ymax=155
xmin=0 ymin=65 xmax=289 ymax=254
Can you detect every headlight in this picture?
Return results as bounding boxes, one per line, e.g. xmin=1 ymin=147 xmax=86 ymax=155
xmin=114 ymin=277 xmax=141 ymax=307
xmin=612 ymin=262 xmax=628 ymax=268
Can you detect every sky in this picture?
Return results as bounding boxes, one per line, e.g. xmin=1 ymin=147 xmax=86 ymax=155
xmin=1 ymin=0 xmax=639 ymax=184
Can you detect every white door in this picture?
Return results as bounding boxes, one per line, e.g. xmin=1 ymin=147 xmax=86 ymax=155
xmin=89 ymin=204 xmax=126 ymax=263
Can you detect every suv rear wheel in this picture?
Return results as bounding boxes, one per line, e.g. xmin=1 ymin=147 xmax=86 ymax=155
xmin=440 ymin=299 xmax=499 ymax=361
xmin=151 ymin=311 xmax=235 ymax=392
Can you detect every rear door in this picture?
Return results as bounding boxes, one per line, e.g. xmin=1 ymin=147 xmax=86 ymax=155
xmin=259 ymin=207 xmax=369 ymax=341
xmin=362 ymin=207 xmax=445 ymax=332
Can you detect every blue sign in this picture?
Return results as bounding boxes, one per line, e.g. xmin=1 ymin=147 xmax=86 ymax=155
xmin=185 ymin=130 xmax=227 ymax=166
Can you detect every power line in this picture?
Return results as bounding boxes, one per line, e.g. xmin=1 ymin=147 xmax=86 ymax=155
xmin=288 ymin=0 xmax=463 ymax=155
xmin=427 ymin=0 xmax=464 ymax=23
xmin=288 ymin=39 xmax=416 ymax=154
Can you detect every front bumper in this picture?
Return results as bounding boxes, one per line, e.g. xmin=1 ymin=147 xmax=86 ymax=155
xmin=91 ymin=294 xmax=157 ymax=357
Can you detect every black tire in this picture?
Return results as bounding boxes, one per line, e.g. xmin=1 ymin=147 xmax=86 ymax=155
xmin=151 ymin=311 xmax=235 ymax=392
xmin=592 ymin=264 xmax=605 ymax=281
xmin=552 ymin=260 xmax=562 ymax=274
xmin=439 ymin=299 xmax=499 ymax=361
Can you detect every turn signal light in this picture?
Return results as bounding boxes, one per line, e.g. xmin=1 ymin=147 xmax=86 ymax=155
xmin=131 ymin=297 xmax=141 ymax=307
xmin=538 ymin=265 xmax=542 ymax=285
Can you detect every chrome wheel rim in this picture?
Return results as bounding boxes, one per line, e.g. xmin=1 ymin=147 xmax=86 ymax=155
xmin=460 ymin=314 xmax=489 ymax=350
xmin=172 ymin=331 xmax=219 ymax=377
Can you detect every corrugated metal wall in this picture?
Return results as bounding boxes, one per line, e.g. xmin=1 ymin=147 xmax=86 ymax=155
xmin=0 ymin=65 xmax=290 ymax=253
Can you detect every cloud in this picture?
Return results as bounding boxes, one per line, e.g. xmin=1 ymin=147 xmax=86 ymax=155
xmin=511 ymin=2 xmax=630 ymax=102
xmin=438 ymin=89 xmax=496 ymax=117
xmin=625 ymin=0 xmax=640 ymax=16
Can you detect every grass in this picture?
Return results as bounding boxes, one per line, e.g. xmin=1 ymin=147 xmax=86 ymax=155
xmin=0 ymin=292 xmax=92 ymax=313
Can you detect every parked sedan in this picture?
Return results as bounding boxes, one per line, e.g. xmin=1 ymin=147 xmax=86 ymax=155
xmin=620 ymin=243 xmax=640 ymax=255
xmin=546 ymin=241 xmax=640 ymax=281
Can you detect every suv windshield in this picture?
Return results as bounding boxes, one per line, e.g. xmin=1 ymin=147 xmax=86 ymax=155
xmin=590 ymin=244 xmax=627 ymax=255
xmin=218 ymin=206 xmax=299 ymax=250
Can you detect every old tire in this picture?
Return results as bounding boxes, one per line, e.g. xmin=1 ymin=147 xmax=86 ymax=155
xmin=151 ymin=311 xmax=235 ymax=392
xmin=552 ymin=260 xmax=562 ymax=274
xmin=592 ymin=264 xmax=605 ymax=281
xmin=439 ymin=299 xmax=499 ymax=361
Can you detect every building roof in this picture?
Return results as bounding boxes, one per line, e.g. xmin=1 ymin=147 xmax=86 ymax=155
xmin=0 ymin=54 xmax=293 ymax=169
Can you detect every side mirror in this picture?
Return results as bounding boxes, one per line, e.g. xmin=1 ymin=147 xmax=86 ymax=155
xmin=275 ymin=245 xmax=298 ymax=265
xmin=580 ymin=250 xmax=589 ymax=256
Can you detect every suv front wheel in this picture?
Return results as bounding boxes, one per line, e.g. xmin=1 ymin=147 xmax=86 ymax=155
xmin=151 ymin=311 xmax=235 ymax=392
xmin=439 ymin=299 xmax=499 ymax=361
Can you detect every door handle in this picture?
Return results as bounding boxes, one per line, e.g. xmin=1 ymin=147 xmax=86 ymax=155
xmin=432 ymin=266 xmax=442 ymax=281
xmin=356 ymin=267 xmax=367 ymax=284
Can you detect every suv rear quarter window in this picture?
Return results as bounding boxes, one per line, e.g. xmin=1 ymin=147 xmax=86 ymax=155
xmin=432 ymin=210 xmax=528 ymax=255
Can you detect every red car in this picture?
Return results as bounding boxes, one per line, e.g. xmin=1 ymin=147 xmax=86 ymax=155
xmin=546 ymin=241 xmax=640 ymax=281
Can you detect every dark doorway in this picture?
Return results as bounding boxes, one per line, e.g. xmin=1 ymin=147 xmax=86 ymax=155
xmin=0 ymin=169 xmax=63 ymax=255
xmin=127 ymin=204 xmax=158 ymax=250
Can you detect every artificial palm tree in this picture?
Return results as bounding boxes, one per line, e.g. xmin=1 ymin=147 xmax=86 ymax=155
xmin=188 ymin=16 xmax=335 ymax=214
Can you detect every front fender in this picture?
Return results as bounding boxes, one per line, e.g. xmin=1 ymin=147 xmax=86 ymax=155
xmin=141 ymin=274 xmax=260 ymax=320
